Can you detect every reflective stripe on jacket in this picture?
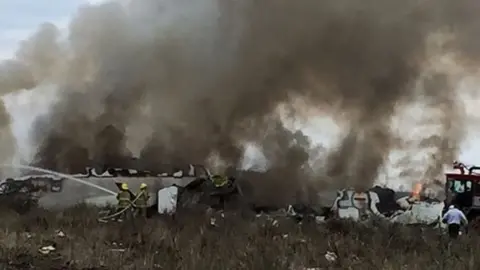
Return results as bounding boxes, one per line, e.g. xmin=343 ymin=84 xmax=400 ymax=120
xmin=135 ymin=190 xmax=150 ymax=208
xmin=212 ymin=175 xmax=229 ymax=187
xmin=117 ymin=191 xmax=131 ymax=208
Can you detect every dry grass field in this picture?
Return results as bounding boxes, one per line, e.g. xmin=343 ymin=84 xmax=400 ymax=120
xmin=0 ymin=204 xmax=478 ymax=270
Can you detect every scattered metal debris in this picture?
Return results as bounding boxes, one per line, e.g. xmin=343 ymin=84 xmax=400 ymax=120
xmin=109 ymin=249 xmax=126 ymax=252
xmin=210 ymin=217 xmax=217 ymax=227
xmin=38 ymin=245 xmax=56 ymax=255
xmin=325 ymin=251 xmax=338 ymax=263
xmin=0 ymin=163 xmax=450 ymax=228
xmin=55 ymin=230 xmax=66 ymax=238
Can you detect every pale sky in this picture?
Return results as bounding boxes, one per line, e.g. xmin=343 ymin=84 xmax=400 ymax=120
xmin=1 ymin=0 xmax=479 ymax=187
xmin=0 ymin=0 xmax=105 ymax=159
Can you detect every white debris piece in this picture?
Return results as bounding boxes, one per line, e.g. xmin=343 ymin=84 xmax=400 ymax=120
xmin=390 ymin=201 xmax=444 ymax=225
xmin=210 ymin=217 xmax=217 ymax=227
xmin=396 ymin=196 xmax=413 ymax=210
xmin=325 ymin=251 xmax=338 ymax=263
xmin=172 ymin=171 xmax=183 ymax=178
xmin=292 ymin=264 xmax=321 ymax=270
xmin=272 ymin=219 xmax=279 ymax=227
xmin=39 ymin=245 xmax=56 ymax=255
xmin=157 ymin=186 xmax=179 ymax=214
xmin=88 ymin=167 xmax=115 ymax=177
xmin=315 ymin=216 xmax=325 ymax=224
xmin=56 ymin=230 xmax=65 ymax=238
xmin=286 ymin=205 xmax=297 ymax=216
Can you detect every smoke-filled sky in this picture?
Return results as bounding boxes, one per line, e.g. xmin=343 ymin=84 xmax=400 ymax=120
xmin=0 ymin=0 xmax=102 ymax=162
xmin=2 ymin=0 xmax=480 ymax=203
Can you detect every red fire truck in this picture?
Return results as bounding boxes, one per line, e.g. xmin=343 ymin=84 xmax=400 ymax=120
xmin=445 ymin=161 xmax=480 ymax=221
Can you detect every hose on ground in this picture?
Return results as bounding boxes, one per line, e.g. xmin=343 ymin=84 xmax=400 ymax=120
xmin=97 ymin=191 xmax=146 ymax=222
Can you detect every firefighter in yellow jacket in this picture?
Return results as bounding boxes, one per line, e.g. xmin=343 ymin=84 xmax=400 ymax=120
xmin=210 ymin=175 xmax=231 ymax=209
xmin=116 ymin=183 xmax=132 ymax=221
xmin=211 ymin=175 xmax=229 ymax=188
xmin=135 ymin=183 xmax=150 ymax=218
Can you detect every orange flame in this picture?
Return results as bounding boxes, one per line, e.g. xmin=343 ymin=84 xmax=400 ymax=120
xmin=411 ymin=183 xmax=422 ymax=201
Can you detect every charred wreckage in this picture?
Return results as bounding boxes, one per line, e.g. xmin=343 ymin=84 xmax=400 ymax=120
xmin=0 ymin=162 xmax=464 ymax=226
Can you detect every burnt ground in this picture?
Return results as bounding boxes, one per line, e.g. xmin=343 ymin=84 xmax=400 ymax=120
xmin=0 ymin=205 xmax=478 ymax=270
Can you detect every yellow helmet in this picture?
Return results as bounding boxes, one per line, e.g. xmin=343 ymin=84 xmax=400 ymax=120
xmin=140 ymin=183 xmax=147 ymax=189
xmin=121 ymin=183 xmax=128 ymax=190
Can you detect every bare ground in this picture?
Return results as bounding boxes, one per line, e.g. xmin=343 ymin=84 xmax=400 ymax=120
xmin=0 ymin=205 xmax=478 ymax=270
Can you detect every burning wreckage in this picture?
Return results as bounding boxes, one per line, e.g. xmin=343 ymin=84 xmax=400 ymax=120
xmin=0 ymin=164 xmax=245 ymax=214
xmin=14 ymin=160 xmax=480 ymax=227
xmin=0 ymin=163 xmax=452 ymax=226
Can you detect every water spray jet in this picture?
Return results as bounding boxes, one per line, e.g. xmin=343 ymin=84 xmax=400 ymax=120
xmin=0 ymin=164 xmax=117 ymax=196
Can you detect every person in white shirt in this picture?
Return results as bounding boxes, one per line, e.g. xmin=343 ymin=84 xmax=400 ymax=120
xmin=442 ymin=205 xmax=468 ymax=238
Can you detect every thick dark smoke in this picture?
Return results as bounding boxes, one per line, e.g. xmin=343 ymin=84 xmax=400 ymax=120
xmin=2 ymin=0 xmax=476 ymax=203
xmin=419 ymin=72 xmax=466 ymax=182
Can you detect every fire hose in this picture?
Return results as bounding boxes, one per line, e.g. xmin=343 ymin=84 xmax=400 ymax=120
xmin=97 ymin=191 xmax=146 ymax=222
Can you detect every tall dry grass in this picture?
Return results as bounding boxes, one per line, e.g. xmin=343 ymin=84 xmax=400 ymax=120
xmin=0 ymin=204 xmax=477 ymax=270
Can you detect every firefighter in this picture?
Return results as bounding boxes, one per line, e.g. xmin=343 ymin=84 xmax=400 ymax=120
xmin=442 ymin=204 xmax=468 ymax=239
xmin=211 ymin=175 xmax=229 ymax=188
xmin=135 ymin=183 xmax=150 ymax=219
xmin=116 ymin=183 xmax=132 ymax=222
xmin=210 ymin=175 xmax=231 ymax=209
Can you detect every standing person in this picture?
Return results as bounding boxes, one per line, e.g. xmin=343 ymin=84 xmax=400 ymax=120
xmin=442 ymin=205 xmax=468 ymax=239
xmin=116 ymin=183 xmax=132 ymax=222
xmin=135 ymin=183 xmax=150 ymax=219
xmin=210 ymin=175 xmax=231 ymax=209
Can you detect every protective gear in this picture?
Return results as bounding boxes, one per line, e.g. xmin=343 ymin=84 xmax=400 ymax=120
xmin=117 ymin=190 xmax=132 ymax=208
xmin=211 ymin=175 xmax=229 ymax=188
xmin=115 ymin=189 xmax=133 ymax=222
xmin=135 ymin=185 xmax=150 ymax=218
